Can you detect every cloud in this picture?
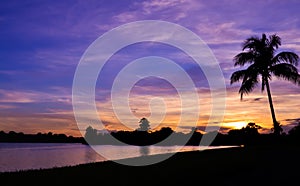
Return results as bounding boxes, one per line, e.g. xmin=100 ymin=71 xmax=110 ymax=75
xmin=112 ymin=0 xmax=201 ymax=24
xmin=0 ymin=89 xmax=38 ymax=103
xmin=0 ymin=88 xmax=71 ymax=104
xmin=0 ymin=104 xmax=16 ymax=109
xmin=195 ymin=22 xmax=253 ymax=45
xmin=285 ymin=118 xmax=300 ymax=123
xmin=143 ymin=0 xmax=198 ymax=19
xmin=0 ymin=111 xmax=79 ymax=136
xmin=282 ymin=118 xmax=300 ymax=133
xmin=141 ymin=0 xmax=185 ymax=13
xmin=113 ymin=12 xmax=140 ymax=23
xmin=33 ymin=48 xmax=81 ymax=69
xmin=253 ymin=98 xmax=263 ymax=102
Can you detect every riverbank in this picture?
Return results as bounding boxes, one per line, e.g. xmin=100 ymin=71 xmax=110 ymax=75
xmin=1 ymin=145 xmax=299 ymax=185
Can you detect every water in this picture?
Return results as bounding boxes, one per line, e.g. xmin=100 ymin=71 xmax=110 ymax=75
xmin=0 ymin=143 xmax=234 ymax=172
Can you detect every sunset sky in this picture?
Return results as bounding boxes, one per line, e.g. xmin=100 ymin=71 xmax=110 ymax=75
xmin=1 ymin=0 xmax=300 ymax=137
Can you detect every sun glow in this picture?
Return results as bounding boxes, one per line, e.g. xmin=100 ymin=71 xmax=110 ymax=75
xmin=224 ymin=121 xmax=248 ymax=129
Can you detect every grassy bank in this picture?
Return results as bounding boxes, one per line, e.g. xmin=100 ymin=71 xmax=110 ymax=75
xmin=1 ymin=145 xmax=300 ymax=185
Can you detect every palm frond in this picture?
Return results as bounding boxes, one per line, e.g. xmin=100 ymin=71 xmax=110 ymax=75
xmin=234 ymin=52 xmax=255 ymax=66
xmin=268 ymin=34 xmax=281 ymax=49
xmin=230 ymin=70 xmax=247 ymax=84
xmin=242 ymin=36 xmax=261 ymax=51
xmin=272 ymin=52 xmax=299 ymax=66
xmin=239 ymin=77 xmax=259 ymax=99
xmin=231 ymin=64 xmax=259 ymax=84
xmin=270 ymin=63 xmax=300 ymax=84
xmin=238 ymin=65 xmax=260 ymax=99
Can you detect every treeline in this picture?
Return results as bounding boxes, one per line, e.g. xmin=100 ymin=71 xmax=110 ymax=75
xmin=85 ymin=126 xmax=201 ymax=146
xmin=84 ymin=122 xmax=300 ymax=146
xmin=0 ymin=131 xmax=84 ymax=143
xmin=1 ymin=122 xmax=300 ymax=146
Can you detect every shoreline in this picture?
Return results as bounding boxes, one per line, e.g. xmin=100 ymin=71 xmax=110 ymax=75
xmin=1 ymin=145 xmax=300 ymax=185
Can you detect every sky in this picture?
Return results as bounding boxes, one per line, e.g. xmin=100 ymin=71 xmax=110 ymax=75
xmin=0 ymin=0 xmax=300 ymax=137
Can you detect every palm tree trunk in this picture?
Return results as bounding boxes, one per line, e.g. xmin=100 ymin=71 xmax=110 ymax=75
xmin=265 ymin=79 xmax=280 ymax=135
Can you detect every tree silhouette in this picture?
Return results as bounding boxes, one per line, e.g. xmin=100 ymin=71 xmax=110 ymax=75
xmin=85 ymin=126 xmax=98 ymax=144
xmin=137 ymin=118 xmax=150 ymax=132
xmin=231 ymin=33 xmax=300 ymax=135
xmin=243 ymin=122 xmax=262 ymax=136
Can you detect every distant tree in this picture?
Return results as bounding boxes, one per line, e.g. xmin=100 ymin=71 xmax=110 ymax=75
xmin=47 ymin=132 xmax=53 ymax=136
xmin=186 ymin=127 xmax=202 ymax=145
xmin=229 ymin=122 xmax=261 ymax=136
xmin=230 ymin=33 xmax=300 ymax=135
xmin=228 ymin=123 xmax=262 ymax=146
xmin=158 ymin=127 xmax=173 ymax=136
xmin=9 ymin=131 xmax=17 ymax=135
xmin=152 ymin=127 xmax=175 ymax=145
xmin=137 ymin=118 xmax=150 ymax=132
xmin=85 ymin=126 xmax=98 ymax=144
xmin=242 ymin=122 xmax=262 ymax=136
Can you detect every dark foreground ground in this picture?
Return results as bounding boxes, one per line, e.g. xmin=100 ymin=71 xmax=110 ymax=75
xmin=1 ymin=145 xmax=300 ymax=186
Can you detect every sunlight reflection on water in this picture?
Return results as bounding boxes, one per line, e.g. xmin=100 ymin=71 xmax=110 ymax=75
xmin=0 ymin=143 xmax=235 ymax=172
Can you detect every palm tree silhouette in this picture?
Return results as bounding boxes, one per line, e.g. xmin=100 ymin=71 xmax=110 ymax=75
xmin=230 ymin=33 xmax=300 ymax=135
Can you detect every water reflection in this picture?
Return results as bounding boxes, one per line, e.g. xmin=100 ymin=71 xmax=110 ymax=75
xmin=0 ymin=143 xmax=236 ymax=172
xmin=84 ymin=146 xmax=104 ymax=162
xmin=139 ymin=146 xmax=150 ymax=156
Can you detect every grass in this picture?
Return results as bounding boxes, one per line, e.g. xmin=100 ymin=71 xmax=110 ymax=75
xmin=1 ymin=145 xmax=300 ymax=185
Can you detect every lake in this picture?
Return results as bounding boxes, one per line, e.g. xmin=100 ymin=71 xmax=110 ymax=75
xmin=0 ymin=143 xmax=235 ymax=172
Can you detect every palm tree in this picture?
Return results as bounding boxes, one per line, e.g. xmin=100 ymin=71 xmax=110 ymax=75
xmin=230 ymin=33 xmax=300 ymax=135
